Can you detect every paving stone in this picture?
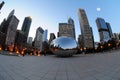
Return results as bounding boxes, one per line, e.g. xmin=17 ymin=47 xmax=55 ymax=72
xmin=0 ymin=49 xmax=120 ymax=80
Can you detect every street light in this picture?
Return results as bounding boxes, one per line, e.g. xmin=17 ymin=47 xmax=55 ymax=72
xmin=100 ymin=46 xmax=103 ymax=49
xmin=84 ymin=47 xmax=86 ymax=50
xmin=0 ymin=45 xmax=2 ymax=51
xmin=119 ymin=40 xmax=120 ymax=43
xmin=108 ymin=43 xmax=111 ymax=47
xmin=80 ymin=48 xmax=83 ymax=51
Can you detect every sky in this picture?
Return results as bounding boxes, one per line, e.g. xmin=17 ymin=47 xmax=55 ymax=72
xmin=0 ymin=0 xmax=120 ymax=42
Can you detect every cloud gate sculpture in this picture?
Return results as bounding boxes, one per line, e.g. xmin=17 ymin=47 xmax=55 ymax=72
xmin=50 ymin=36 xmax=78 ymax=56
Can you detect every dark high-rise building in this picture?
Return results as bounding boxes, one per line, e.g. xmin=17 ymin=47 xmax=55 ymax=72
xmin=15 ymin=30 xmax=27 ymax=45
xmin=7 ymin=9 xmax=15 ymax=19
xmin=0 ymin=18 xmax=6 ymax=32
xmin=96 ymin=18 xmax=108 ymax=30
xmin=21 ymin=16 xmax=32 ymax=37
xmin=0 ymin=1 xmax=5 ymax=10
xmin=49 ymin=33 xmax=56 ymax=44
xmin=43 ymin=29 xmax=48 ymax=42
xmin=0 ymin=10 xmax=19 ymax=46
xmin=0 ymin=31 xmax=6 ymax=46
xmin=113 ymin=33 xmax=119 ymax=41
xmin=78 ymin=8 xmax=94 ymax=49
xmin=90 ymin=27 xmax=95 ymax=48
xmin=5 ymin=10 xmax=19 ymax=46
xmin=27 ymin=37 xmax=33 ymax=45
xmin=68 ymin=18 xmax=76 ymax=39
xmin=106 ymin=22 xmax=113 ymax=38
xmin=58 ymin=18 xmax=76 ymax=39
xmin=78 ymin=34 xmax=83 ymax=48
xmin=96 ymin=18 xmax=111 ymax=42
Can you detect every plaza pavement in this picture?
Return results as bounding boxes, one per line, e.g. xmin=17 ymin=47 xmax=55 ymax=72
xmin=0 ymin=50 xmax=120 ymax=80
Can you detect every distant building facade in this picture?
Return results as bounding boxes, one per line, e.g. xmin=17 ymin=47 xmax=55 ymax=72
xmin=0 ymin=10 xmax=15 ymax=34
xmin=1 ymin=10 xmax=19 ymax=46
xmin=34 ymin=27 xmax=44 ymax=50
xmin=106 ymin=22 xmax=113 ymax=38
xmin=7 ymin=9 xmax=15 ymax=19
xmin=49 ymin=33 xmax=56 ymax=44
xmin=78 ymin=34 xmax=83 ymax=48
xmin=58 ymin=18 xmax=76 ymax=39
xmin=0 ymin=18 xmax=6 ymax=32
xmin=96 ymin=18 xmax=112 ymax=42
xmin=0 ymin=31 xmax=6 ymax=46
xmin=43 ymin=29 xmax=48 ymax=42
xmin=78 ymin=8 xmax=94 ymax=49
xmin=27 ymin=37 xmax=33 ymax=45
xmin=113 ymin=33 xmax=119 ymax=41
xmin=68 ymin=18 xmax=76 ymax=39
xmin=21 ymin=16 xmax=32 ymax=38
xmin=15 ymin=30 xmax=27 ymax=45
xmin=5 ymin=15 xmax=19 ymax=46
xmin=0 ymin=1 xmax=5 ymax=10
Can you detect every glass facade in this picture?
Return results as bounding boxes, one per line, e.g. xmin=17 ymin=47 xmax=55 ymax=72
xmin=34 ymin=27 xmax=44 ymax=50
xmin=106 ymin=22 xmax=113 ymax=38
xmin=96 ymin=18 xmax=111 ymax=42
xmin=43 ymin=29 xmax=48 ymax=42
xmin=102 ymin=31 xmax=110 ymax=42
xmin=21 ymin=16 xmax=32 ymax=37
xmin=0 ymin=1 xmax=5 ymax=10
xmin=96 ymin=18 xmax=108 ymax=30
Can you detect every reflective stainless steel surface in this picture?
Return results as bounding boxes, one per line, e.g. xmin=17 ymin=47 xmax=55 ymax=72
xmin=50 ymin=36 xmax=78 ymax=56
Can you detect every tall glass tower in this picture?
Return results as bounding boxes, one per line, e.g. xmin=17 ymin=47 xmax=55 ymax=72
xmin=68 ymin=18 xmax=76 ymax=39
xmin=43 ymin=29 xmax=48 ymax=42
xmin=0 ymin=1 xmax=5 ymax=10
xmin=106 ymin=22 xmax=113 ymax=38
xmin=21 ymin=16 xmax=32 ymax=37
xmin=96 ymin=18 xmax=111 ymax=42
xmin=34 ymin=27 xmax=44 ymax=50
xmin=78 ymin=8 xmax=94 ymax=49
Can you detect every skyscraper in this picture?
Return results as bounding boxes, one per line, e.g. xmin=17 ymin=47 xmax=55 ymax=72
xmin=78 ymin=34 xmax=83 ymax=48
xmin=0 ymin=18 xmax=6 ymax=32
xmin=59 ymin=23 xmax=71 ymax=37
xmin=0 ymin=1 xmax=5 ymax=10
xmin=27 ymin=37 xmax=33 ymax=46
xmin=68 ymin=18 xmax=76 ymax=39
xmin=78 ymin=8 xmax=94 ymax=49
xmin=106 ymin=22 xmax=113 ymax=38
xmin=34 ymin=27 xmax=44 ymax=50
xmin=21 ymin=16 xmax=32 ymax=37
xmin=58 ymin=18 xmax=76 ymax=39
xmin=15 ymin=30 xmax=27 ymax=45
xmin=90 ymin=27 xmax=95 ymax=48
xmin=0 ymin=31 xmax=5 ymax=46
xmin=5 ymin=10 xmax=19 ymax=46
xmin=43 ymin=29 xmax=48 ymax=42
xmin=96 ymin=18 xmax=111 ymax=42
xmin=49 ymin=33 xmax=56 ymax=44
xmin=7 ymin=9 xmax=15 ymax=19
xmin=113 ymin=33 xmax=119 ymax=41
